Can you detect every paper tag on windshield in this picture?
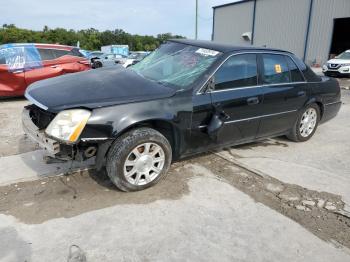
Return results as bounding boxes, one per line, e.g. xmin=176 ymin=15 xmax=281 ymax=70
xmin=195 ymin=48 xmax=219 ymax=57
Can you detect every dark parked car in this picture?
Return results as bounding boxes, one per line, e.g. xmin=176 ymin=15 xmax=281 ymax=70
xmin=0 ymin=43 xmax=90 ymax=97
xmin=22 ymin=39 xmax=341 ymax=191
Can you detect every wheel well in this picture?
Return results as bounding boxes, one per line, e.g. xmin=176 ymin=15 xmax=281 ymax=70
xmin=116 ymin=120 xmax=180 ymax=158
xmin=315 ymin=102 xmax=324 ymax=119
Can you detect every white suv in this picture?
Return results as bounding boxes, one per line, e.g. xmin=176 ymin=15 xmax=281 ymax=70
xmin=323 ymin=50 xmax=350 ymax=78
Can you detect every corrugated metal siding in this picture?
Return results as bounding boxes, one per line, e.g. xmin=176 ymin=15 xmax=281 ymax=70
xmin=306 ymin=0 xmax=350 ymax=65
xmin=253 ymin=0 xmax=310 ymax=58
xmin=213 ymin=2 xmax=254 ymax=45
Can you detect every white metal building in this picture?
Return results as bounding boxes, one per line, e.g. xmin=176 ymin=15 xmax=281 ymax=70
xmin=212 ymin=0 xmax=350 ymax=65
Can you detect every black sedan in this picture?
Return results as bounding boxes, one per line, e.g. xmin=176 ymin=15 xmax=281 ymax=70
xmin=23 ymin=39 xmax=342 ymax=191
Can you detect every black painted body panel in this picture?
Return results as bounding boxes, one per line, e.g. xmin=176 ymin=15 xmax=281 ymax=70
xmin=25 ymin=66 xmax=176 ymax=113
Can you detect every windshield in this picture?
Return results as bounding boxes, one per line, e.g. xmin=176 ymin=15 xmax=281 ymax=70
xmin=131 ymin=42 xmax=222 ymax=89
xmin=336 ymin=51 xmax=350 ymax=60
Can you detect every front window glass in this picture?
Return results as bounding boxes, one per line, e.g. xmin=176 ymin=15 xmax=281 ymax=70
xmin=337 ymin=51 xmax=350 ymax=60
xmin=262 ymin=54 xmax=290 ymax=84
xmin=131 ymin=42 xmax=222 ymax=89
xmin=214 ymin=54 xmax=258 ymax=90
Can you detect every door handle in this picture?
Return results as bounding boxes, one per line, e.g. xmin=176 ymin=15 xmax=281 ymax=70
xmin=247 ymin=97 xmax=260 ymax=105
xmin=297 ymin=91 xmax=306 ymax=97
xmin=12 ymin=70 xmax=24 ymax=74
xmin=50 ymin=65 xmax=59 ymax=68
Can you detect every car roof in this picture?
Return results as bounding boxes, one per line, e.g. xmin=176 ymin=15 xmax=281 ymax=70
xmin=0 ymin=43 xmax=74 ymax=50
xmin=169 ymin=39 xmax=291 ymax=54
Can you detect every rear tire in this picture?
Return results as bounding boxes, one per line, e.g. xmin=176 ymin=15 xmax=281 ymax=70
xmin=287 ymin=103 xmax=320 ymax=142
xmin=93 ymin=61 xmax=102 ymax=68
xmin=106 ymin=128 xmax=172 ymax=192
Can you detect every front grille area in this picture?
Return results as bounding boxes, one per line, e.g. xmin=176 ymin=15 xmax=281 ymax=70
xmin=25 ymin=104 xmax=56 ymax=130
xmin=328 ymin=63 xmax=340 ymax=69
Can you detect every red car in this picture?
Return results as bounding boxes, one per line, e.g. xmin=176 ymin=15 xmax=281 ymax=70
xmin=0 ymin=43 xmax=90 ymax=97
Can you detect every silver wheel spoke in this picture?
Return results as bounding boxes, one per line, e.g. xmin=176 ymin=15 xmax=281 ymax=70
xmin=153 ymin=157 xmax=165 ymax=163
xmin=125 ymin=168 xmax=136 ymax=178
xmin=132 ymin=148 xmax=141 ymax=158
xmin=144 ymin=173 xmax=152 ymax=183
xmin=134 ymin=173 xmax=141 ymax=185
xmin=144 ymin=143 xmax=151 ymax=154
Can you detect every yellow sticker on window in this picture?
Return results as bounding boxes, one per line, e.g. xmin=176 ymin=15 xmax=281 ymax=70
xmin=275 ymin=64 xmax=282 ymax=73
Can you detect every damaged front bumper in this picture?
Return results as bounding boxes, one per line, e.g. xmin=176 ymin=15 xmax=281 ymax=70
xmin=22 ymin=107 xmax=111 ymax=167
xmin=22 ymin=108 xmax=60 ymax=156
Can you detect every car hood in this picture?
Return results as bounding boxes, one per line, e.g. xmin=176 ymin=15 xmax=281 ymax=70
xmin=327 ymin=58 xmax=350 ymax=64
xmin=25 ymin=66 xmax=176 ymax=113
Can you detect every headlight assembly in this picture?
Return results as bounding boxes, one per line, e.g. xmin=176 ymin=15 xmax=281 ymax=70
xmin=45 ymin=109 xmax=91 ymax=143
xmin=341 ymin=63 xmax=350 ymax=67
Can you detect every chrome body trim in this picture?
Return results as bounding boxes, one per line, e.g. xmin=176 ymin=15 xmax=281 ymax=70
xmin=324 ymin=101 xmax=342 ymax=106
xmin=197 ymin=109 xmax=298 ymax=129
xmin=24 ymin=91 xmax=48 ymax=111
xmin=81 ymin=138 xmax=109 ymax=142
xmin=224 ymin=110 xmax=297 ymax=124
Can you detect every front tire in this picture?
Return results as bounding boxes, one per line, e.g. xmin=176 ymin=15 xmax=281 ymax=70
xmin=287 ymin=104 xmax=320 ymax=142
xmin=106 ymin=128 xmax=172 ymax=192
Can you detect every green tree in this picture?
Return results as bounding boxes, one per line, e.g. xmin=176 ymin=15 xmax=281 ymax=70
xmin=0 ymin=25 xmax=185 ymax=51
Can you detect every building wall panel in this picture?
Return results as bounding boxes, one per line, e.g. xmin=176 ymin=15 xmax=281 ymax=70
xmin=213 ymin=1 xmax=254 ymax=45
xmin=253 ymin=0 xmax=310 ymax=59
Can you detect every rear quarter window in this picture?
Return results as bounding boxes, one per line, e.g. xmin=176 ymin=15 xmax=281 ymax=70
xmin=285 ymin=56 xmax=305 ymax=82
xmin=68 ymin=48 xmax=85 ymax=58
xmin=291 ymin=54 xmax=321 ymax=82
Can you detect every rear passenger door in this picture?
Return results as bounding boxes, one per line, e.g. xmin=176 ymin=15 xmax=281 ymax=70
xmin=53 ymin=48 xmax=87 ymax=72
xmin=210 ymin=53 xmax=264 ymax=144
xmin=256 ymin=53 xmax=309 ymax=138
xmin=25 ymin=48 xmax=63 ymax=86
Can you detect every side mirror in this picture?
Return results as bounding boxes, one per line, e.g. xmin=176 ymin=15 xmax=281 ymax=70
xmin=207 ymin=114 xmax=224 ymax=138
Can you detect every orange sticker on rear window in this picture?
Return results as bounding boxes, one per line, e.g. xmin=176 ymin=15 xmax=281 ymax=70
xmin=275 ymin=64 xmax=282 ymax=73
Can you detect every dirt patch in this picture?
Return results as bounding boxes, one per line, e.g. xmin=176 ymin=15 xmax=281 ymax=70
xmin=0 ymin=161 xmax=193 ymax=224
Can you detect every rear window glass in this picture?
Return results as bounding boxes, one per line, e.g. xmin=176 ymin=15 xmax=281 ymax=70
xmin=262 ymin=54 xmax=290 ymax=84
xmin=38 ymin=48 xmax=56 ymax=61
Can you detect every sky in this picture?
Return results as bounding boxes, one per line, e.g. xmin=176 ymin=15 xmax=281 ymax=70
xmin=1 ymin=0 xmax=236 ymax=40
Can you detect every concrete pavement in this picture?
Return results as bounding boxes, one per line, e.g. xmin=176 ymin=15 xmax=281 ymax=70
xmin=217 ymin=90 xmax=350 ymax=207
xmin=1 ymin=164 xmax=349 ymax=262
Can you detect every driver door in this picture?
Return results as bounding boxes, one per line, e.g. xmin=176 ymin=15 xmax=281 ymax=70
xmin=209 ymin=53 xmax=264 ymax=145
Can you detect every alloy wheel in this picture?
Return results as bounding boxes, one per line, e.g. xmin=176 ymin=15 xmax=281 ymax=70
xmin=123 ymin=142 xmax=165 ymax=186
xmin=299 ymin=108 xmax=317 ymax=138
